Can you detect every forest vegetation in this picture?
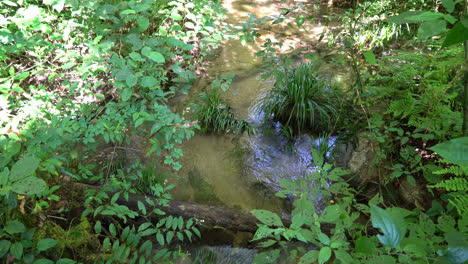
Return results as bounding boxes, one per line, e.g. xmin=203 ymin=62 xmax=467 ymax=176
xmin=0 ymin=0 xmax=467 ymax=263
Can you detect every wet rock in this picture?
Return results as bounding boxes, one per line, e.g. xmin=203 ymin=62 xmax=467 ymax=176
xmin=336 ymin=136 xmax=378 ymax=187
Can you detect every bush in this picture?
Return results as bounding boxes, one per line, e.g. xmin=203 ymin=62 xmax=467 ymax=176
xmin=258 ymin=62 xmax=340 ymax=138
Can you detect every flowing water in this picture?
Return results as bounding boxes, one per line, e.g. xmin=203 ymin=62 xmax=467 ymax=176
xmin=166 ymin=0 xmax=350 ymax=217
xmin=161 ymin=0 xmax=354 ymax=262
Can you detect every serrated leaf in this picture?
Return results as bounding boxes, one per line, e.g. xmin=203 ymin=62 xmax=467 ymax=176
xmin=37 ymin=238 xmax=58 ymax=252
xmin=318 ymin=247 xmax=331 ymax=264
xmin=10 ymin=242 xmax=23 ymax=259
xmin=147 ymin=52 xmax=165 ymax=63
xmin=5 ymin=220 xmax=26 ymax=234
xmin=299 ymin=249 xmax=318 ymax=264
xmin=370 ymin=205 xmax=404 ymax=248
xmin=140 ymin=76 xmax=158 ymax=88
xmin=176 ymin=232 xmax=184 ymax=242
xmin=0 ymin=240 xmax=11 ymax=257
xmin=320 ymin=205 xmax=341 ymax=223
xmin=11 ymin=177 xmax=47 ymax=195
xmin=252 ymin=210 xmax=283 ymax=227
xmin=126 ymin=75 xmax=138 ymax=88
xmin=121 ymin=88 xmax=132 ymax=102
xmin=10 ymin=156 xmax=40 ymax=181
xmin=137 ymin=201 xmax=146 ymax=214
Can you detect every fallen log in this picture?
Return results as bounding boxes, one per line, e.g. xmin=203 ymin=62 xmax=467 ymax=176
xmin=70 ymin=181 xmax=291 ymax=233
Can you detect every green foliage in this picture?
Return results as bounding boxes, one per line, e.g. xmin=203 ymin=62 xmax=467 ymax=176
xmin=191 ymin=74 xmax=252 ymax=134
xmin=258 ymin=62 xmax=341 ymax=139
xmin=251 ymin=151 xmax=468 ymax=264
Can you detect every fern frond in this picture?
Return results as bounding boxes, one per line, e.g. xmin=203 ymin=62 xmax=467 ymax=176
xmin=449 ymin=192 xmax=468 ymax=215
xmin=429 ymin=177 xmax=468 ymax=192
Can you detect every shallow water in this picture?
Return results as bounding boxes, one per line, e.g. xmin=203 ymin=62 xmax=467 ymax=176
xmin=166 ymin=0 xmax=351 ymax=217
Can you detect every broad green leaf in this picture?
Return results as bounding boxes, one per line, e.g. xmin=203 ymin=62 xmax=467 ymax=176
xmin=462 ymin=15 xmax=468 ymax=29
xmin=10 ymin=156 xmax=40 ymax=181
xmin=363 ymin=51 xmax=376 ymax=65
xmin=335 ymin=250 xmax=353 ymax=264
xmin=5 ymin=220 xmax=26 ymax=234
xmin=137 ymin=17 xmax=150 ymax=32
xmin=103 ymin=238 xmax=110 ymax=251
xmin=252 ymin=249 xmax=280 ymax=264
xmin=388 ymin=11 xmax=425 ymax=24
xmin=115 ymin=69 xmax=133 ymax=81
xmin=137 ymin=201 xmax=146 ymax=214
xmin=320 ymin=204 xmax=341 ymax=223
xmin=94 ymin=221 xmax=102 ymax=234
xmin=148 ymin=52 xmax=165 ymax=63
xmin=252 ymin=210 xmax=283 ymax=227
xmin=442 ymin=232 xmax=468 ymax=264
xmin=441 ymin=0 xmax=455 ymax=13
xmin=0 ymin=240 xmax=11 ymax=257
xmin=0 ymin=168 xmax=9 ymax=186
xmin=11 ymin=177 xmax=47 ymax=195
xmin=166 ymin=231 xmax=173 ymax=244
xmin=317 ymin=233 xmax=330 ymax=246
xmin=140 ymin=76 xmax=158 ymax=88
xmin=355 ymin=236 xmax=376 ymax=256
xmin=408 ymin=12 xmax=444 ymax=22
xmin=430 ymin=137 xmax=468 ymax=166
xmin=418 ymin=20 xmax=446 ymax=39
xmin=171 ymin=12 xmax=183 ymax=21
xmin=36 ymin=238 xmax=58 ymax=252
xmin=318 ymin=247 xmax=331 ymax=264
xmin=126 ymin=75 xmax=138 ymax=88
xmin=121 ymin=88 xmax=132 ymax=102
xmin=0 ymin=29 xmax=13 ymax=44
xmin=370 ymin=205 xmax=404 ymax=248
xmin=443 ymin=22 xmax=468 ymax=48
xmin=192 ymin=226 xmax=201 ymax=238
xmin=10 ymin=241 xmax=23 ymax=259
xmin=296 ymin=15 xmax=305 ymax=27
xmin=109 ymin=223 xmax=116 ymax=237
xmin=299 ymin=250 xmax=318 ymax=264
xmin=129 ymin=52 xmax=144 ymax=62
xmin=156 ymin=232 xmax=164 ymax=246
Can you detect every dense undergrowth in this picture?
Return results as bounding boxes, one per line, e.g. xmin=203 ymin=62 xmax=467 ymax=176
xmin=1 ymin=0 xmax=468 ymax=263
xmin=242 ymin=0 xmax=468 ymax=263
xmin=0 ymin=0 xmax=227 ymax=262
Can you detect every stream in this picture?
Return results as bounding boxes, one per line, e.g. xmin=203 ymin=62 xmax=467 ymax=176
xmin=162 ymin=0 xmax=350 ymax=262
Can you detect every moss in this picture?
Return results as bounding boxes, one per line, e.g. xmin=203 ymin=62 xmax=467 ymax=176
xmin=34 ymin=218 xmax=101 ymax=262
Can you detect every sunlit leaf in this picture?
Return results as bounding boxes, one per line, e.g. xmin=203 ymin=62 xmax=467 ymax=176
xmin=430 ymin=137 xmax=468 ymax=166
xmin=252 ymin=210 xmax=283 ymax=227
xmin=370 ymin=205 xmax=405 ymax=248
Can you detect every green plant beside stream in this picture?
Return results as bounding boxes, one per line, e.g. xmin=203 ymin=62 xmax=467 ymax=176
xmin=1 ymin=0 xmax=228 ymax=262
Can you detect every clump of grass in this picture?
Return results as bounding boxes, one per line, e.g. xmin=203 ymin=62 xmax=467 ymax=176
xmin=258 ymin=62 xmax=340 ymax=138
xmin=191 ymin=77 xmax=252 ymax=134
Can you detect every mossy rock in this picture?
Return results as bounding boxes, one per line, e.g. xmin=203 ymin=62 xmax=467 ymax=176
xmin=34 ymin=218 xmax=101 ymax=262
